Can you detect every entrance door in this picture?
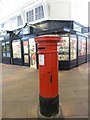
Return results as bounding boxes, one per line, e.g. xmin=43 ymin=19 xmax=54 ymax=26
xmin=23 ymin=40 xmax=30 ymax=66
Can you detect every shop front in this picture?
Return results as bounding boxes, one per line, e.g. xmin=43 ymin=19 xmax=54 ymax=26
xmin=34 ymin=20 xmax=88 ymax=70
xmin=29 ymin=38 xmax=37 ymax=68
xmin=21 ymin=26 xmax=37 ymax=68
xmin=58 ymin=33 xmax=77 ymax=70
xmin=10 ymin=26 xmax=37 ymax=68
xmin=21 ymin=35 xmax=37 ymax=68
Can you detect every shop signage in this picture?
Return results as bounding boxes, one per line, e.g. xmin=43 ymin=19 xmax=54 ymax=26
xmin=22 ymin=26 xmax=30 ymax=35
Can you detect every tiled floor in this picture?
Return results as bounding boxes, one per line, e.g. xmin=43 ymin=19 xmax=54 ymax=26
xmin=2 ymin=62 xmax=89 ymax=118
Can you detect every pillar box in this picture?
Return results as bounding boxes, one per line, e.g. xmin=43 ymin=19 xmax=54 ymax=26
xmin=35 ymin=35 xmax=61 ymax=117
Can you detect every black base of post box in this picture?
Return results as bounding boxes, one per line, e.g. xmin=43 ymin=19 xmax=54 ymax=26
xmin=39 ymin=95 xmax=59 ymax=117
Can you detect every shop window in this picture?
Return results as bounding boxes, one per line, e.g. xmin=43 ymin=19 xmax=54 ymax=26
xmin=26 ymin=10 xmax=34 ymax=22
xmin=70 ymin=35 xmax=77 ymax=60
xmin=58 ymin=35 xmax=69 ymax=61
xmin=78 ymin=36 xmax=86 ymax=56
xmin=2 ymin=42 xmax=11 ymax=57
xmin=2 ymin=45 xmax=6 ymax=57
xmin=12 ymin=40 xmax=21 ymax=59
xmin=6 ymin=43 xmax=10 ymax=57
xmin=17 ymin=15 xmax=23 ymax=26
xmin=35 ymin=5 xmax=44 ymax=20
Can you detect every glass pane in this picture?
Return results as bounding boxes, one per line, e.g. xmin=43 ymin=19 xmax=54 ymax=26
xmin=2 ymin=46 xmax=6 ymax=52
xmin=17 ymin=15 xmax=23 ymax=26
xmin=12 ymin=40 xmax=21 ymax=58
xmin=29 ymin=38 xmax=36 ymax=68
xmin=27 ymin=10 xmax=34 ymax=22
xmin=6 ymin=44 xmax=10 ymax=52
xmin=58 ymin=36 xmax=69 ymax=61
xmin=3 ymin=52 xmax=6 ymax=57
xmin=23 ymin=41 xmax=28 ymax=54
xmin=78 ymin=36 xmax=86 ymax=56
xmin=35 ymin=5 xmax=44 ymax=20
xmin=7 ymin=52 xmax=10 ymax=57
xmin=87 ymin=38 xmax=90 ymax=54
xmin=24 ymin=55 xmax=29 ymax=63
xmin=70 ymin=35 xmax=77 ymax=60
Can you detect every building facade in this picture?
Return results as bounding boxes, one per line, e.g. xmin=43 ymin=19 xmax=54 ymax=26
xmin=0 ymin=0 xmax=89 ymax=70
xmin=0 ymin=0 xmax=88 ymax=31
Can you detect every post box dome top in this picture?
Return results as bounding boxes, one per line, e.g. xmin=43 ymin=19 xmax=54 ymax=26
xmin=35 ymin=35 xmax=61 ymax=43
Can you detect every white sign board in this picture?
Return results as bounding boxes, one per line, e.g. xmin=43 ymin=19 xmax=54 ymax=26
xmin=39 ymin=54 xmax=44 ymax=66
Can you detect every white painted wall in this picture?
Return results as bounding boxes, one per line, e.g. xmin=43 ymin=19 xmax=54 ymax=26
xmin=71 ymin=0 xmax=88 ymax=26
xmin=23 ymin=0 xmax=48 ymax=24
xmin=45 ymin=0 xmax=88 ymax=26
xmin=45 ymin=0 xmax=72 ymax=20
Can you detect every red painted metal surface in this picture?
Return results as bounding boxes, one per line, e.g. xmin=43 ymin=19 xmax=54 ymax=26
xmin=35 ymin=36 xmax=61 ymax=98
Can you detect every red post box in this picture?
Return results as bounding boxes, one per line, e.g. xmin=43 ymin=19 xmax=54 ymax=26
xmin=35 ymin=35 xmax=61 ymax=117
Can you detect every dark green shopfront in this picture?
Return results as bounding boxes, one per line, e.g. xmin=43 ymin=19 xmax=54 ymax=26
xmin=1 ymin=20 xmax=90 ymax=70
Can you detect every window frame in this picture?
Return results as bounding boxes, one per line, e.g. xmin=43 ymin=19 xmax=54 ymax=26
xmin=17 ymin=15 xmax=23 ymax=27
xmin=26 ymin=9 xmax=34 ymax=23
xmin=35 ymin=5 xmax=44 ymax=20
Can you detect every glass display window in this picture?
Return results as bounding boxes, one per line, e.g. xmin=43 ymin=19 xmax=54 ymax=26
xmin=58 ymin=35 xmax=69 ymax=61
xmin=2 ymin=42 xmax=6 ymax=57
xmin=6 ymin=44 xmax=10 ymax=52
xmin=6 ymin=43 xmax=11 ymax=57
xmin=29 ymin=38 xmax=36 ymax=68
xmin=87 ymin=38 xmax=90 ymax=54
xmin=12 ymin=39 xmax=21 ymax=58
xmin=2 ymin=45 xmax=6 ymax=53
xmin=78 ymin=36 xmax=86 ymax=56
xmin=7 ymin=52 xmax=10 ymax=57
xmin=3 ymin=52 xmax=6 ymax=57
xmin=70 ymin=35 xmax=77 ymax=60
xmin=24 ymin=55 xmax=29 ymax=63
xmin=23 ymin=41 xmax=29 ymax=54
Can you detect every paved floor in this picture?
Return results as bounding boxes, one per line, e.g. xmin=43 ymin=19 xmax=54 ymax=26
xmin=2 ymin=62 xmax=89 ymax=118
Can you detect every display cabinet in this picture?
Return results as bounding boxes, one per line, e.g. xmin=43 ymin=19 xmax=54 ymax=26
xmin=29 ymin=38 xmax=36 ymax=68
xmin=58 ymin=33 xmax=77 ymax=70
xmin=77 ymin=35 xmax=87 ymax=65
xmin=12 ymin=39 xmax=23 ymax=65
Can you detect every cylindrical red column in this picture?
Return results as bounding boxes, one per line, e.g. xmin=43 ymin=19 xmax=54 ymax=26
xmin=35 ymin=35 xmax=61 ymax=117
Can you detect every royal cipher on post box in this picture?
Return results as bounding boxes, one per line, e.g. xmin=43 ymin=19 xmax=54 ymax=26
xmin=35 ymin=35 xmax=61 ymax=117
